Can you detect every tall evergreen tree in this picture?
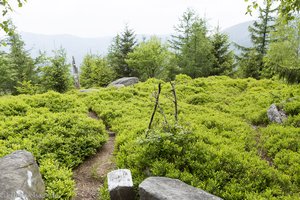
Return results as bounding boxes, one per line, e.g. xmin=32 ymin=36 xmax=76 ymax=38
xmin=210 ymin=27 xmax=234 ymax=76
xmin=237 ymin=1 xmax=277 ymax=79
xmin=169 ymin=8 xmax=197 ymax=53
xmin=80 ymin=54 xmax=116 ymax=87
xmin=170 ymin=9 xmax=215 ymax=78
xmin=8 ymin=32 xmax=36 ymax=94
xmin=264 ymin=15 xmax=300 ymax=83
xmin=39 ymin=48 xmax=72 ymax=93
xmin=0 ymin=52 xmax=15 ymax=94
xmin=107 ymin=25 xmax=137 ymax=77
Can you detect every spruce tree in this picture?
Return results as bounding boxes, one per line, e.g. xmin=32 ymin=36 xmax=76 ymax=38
xmin=210 ymin=27 xmax=234 ymax=76
xmin=80 ymin=54 xmax=116 ymax=87
xmin=39 ymin=48 xmax=72 ymax=93
xmin=169 ymin=8 xmax=197 ymax=53
xmin=170 ymin=9 xmax=215 ymax=78
xmin=8 ymin=32 xmax=37 ymax=94
xmin=107 ymin=25 xmax=137 ymax=78
xmin=237 ymin=1 xmax=277 ymax=79
xmin=264 ymin=15 xmax=300 ymax=83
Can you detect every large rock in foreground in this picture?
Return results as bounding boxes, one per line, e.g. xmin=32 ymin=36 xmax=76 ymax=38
xmin=267 ymin=104 xmax=287 ymax=124
xmin=0 ymin=150 xmax=45 ymax=200
xmin=139 ymin=177 xmax=222 ymax=200
xmin=109 ymin=77 xmax=139 ymax=87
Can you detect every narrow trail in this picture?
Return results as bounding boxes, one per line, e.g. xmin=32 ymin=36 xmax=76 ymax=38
xmin=73 ymin=112 xmax=116 ymax=200
xmin=252 ymin=125 xmax=273 ymax=166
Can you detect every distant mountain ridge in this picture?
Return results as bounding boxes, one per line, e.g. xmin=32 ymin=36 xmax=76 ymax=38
xmin=9 ymin=21 xmax=253 ymax=65
xmin=21 ymin=32 xmax=113 ymax=65
xmin=223 ymin=20 xmax=253 ymax=48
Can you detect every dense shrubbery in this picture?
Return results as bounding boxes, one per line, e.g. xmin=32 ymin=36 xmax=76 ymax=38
xmin=0 ymin=91 xmax=107 ymax=199
xmin=0 ymin=76 xmax=299 ymax=199
xmin=85 ymin=76 xmax=300 ymax=199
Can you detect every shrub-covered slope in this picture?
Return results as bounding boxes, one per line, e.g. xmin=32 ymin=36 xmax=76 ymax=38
xmin=85 ymin=75 xmax=300 ymax=200
xmin=0 ymin=76 xmax=299 ymax=199
xmin=0 ymin=91 xmax=107 ymax=199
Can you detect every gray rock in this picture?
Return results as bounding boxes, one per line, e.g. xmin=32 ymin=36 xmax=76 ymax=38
xmin=79 ymin=89 xmax=99 ymax=93
xmin=139 ymin=177 xmax=222 ymax=200
xmin=107 ymin=169 xmax=135 ymax=200
xmin=109 ymin=77 xmax=139 ymax=87
xmin=0 ymin=150 xmax=45 ymax=200
xmin=267 ymin=104 xmax=287 ymax=124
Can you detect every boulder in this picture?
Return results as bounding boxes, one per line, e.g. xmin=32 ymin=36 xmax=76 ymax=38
xmin=267 ymin=104 xmax=287 ymax=124
xmin=79 ymin=89 xmax=99 ymax=93
xmin=139 ymin=177 xmax=222 ymax=200
xmin=0 ymin=150 xmax=45 ymax=200
xmin=109 ymin=77 xmax=139 ymax=87
xmin=107 ymin=169 xmax=135 ymax=200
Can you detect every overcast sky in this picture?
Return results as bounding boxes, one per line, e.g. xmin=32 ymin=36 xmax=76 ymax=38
xmin=10 ymin=0 xmax=258 ymax=38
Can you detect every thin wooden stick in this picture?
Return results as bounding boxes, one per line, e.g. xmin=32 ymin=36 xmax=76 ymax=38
xmin=170 ymin=82 xmax=178 ymax=123
xmin=147 ymin=83 xmax=162 ymax=135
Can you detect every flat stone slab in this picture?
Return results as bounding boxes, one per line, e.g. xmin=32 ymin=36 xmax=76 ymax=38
xmin=139 ymin=177 xmax=222 ymax=200
xmin=107 ymin=169 xmax=134 ymax=200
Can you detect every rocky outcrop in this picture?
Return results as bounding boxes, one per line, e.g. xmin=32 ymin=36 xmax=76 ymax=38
xmin=139 ymin=177 xmax=222 ymax=200
xmin=267 ymin=104 xmax=287 ymax=124
xmin=109 ymin=77 xmax=139 ymax=87
xmin=0 ymin=150 xmax=45 ymax=200
xmin=107 ymin=169 xmax=135 ymax=200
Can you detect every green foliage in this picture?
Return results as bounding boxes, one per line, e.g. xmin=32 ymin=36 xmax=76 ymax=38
xmin=0 ymin=0 xmax=26 ymax=37
xmin=80 ymin=54 xmax=116 ymax=88
xmin=15 ymin=80 xmax=38 ymax=95
xmin=246 ymin=0 xmax=299 ymax=20
xmin=0 ymin=52 xmax=15 ymax=94
xmin=39 ymin=48 xmax=73 ymax=93
xmin=237 ymin=1 xmax=276 ymax=79
xmin=264 ymin=15 xmax=300 ymax=83
xmin=0 ymin=91 xmax=107 ymax=199
xmin=1 ymin=75 xmax=299 ymax=199
xmin=84 ymin=76 xmax=300 ymax=199
xmin=107 ymin=25 xmax=137 ymax=77
xmin=170 ymin=9 xmax=219 ymax=78
xmin=7 ymin=32 xmax=37 ymax=94
xmin=210 ymin=28 xmax=234 ymax=76
xmin=126 ymin=36 xmax=171 ymax=81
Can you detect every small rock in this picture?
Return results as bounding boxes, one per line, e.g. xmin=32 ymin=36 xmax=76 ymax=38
xmin=109 ymin=77 xmax=139 ymax=87
xmin=107 ymin=169 xmax=135 ymax=200
xmin=0 ymin=150 xmax=45 ymax=200
xmin=267 ymin=104 xmax=287 ymax=124
xmin=139 ymin=177 xmax=222 ymax=200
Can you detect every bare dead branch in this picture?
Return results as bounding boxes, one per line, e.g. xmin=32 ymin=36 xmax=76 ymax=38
xmin=170 ymin=82 xmax=178 ymax=123
xmin=146 ymin=83 xmax=162 ymax=136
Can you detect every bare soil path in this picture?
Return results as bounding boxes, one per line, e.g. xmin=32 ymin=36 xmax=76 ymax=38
xmin=73 ymin=112 xmax=116 ymax=200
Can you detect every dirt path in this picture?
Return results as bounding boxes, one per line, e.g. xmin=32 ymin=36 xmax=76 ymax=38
xmin=73 ymin=112 xmax=116 ymax=200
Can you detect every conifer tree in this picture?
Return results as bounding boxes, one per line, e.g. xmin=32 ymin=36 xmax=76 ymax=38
xmin=170 ymin=9 xmax=215 ymax=78
xmin=210 ymin=27 xmax=234 ymax=76
xmin=80 ymin=54 xmax=116 ymax=87
xmin=237 ymin=1 xmax=277 ymax=79
xmin=264 ymin=15 xmax=300 ymax=83
xmin=8 ymin=32 xmax=36 ymax=94
xmin=169 ymin=8 xmax=197 ymax=53
xmin=107 ymin=25 xmax=137 ymax=78
xmin=39 ymin=48 xmax=72 ymax=93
